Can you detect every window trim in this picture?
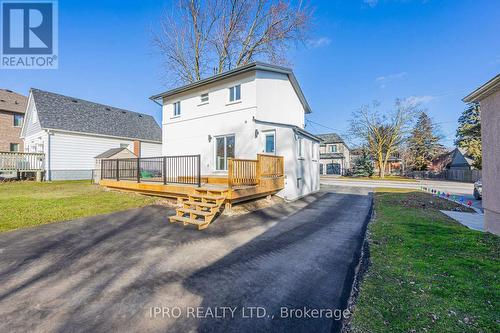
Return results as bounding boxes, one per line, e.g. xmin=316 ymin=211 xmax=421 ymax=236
xmin=199 ymin=93 xmax=209 ymax=105
xmin=9 ymin=143 xmax=20 ymax=152
xmin=173 ymin=101 xmax=181 ymax=117
xmin=214 ymin=134 xmax=236 ymax=172
xmin=297 ymin=136 xmax=304 ymax=159
xmin=264 ymin=131 xmax=276 ymax=154
xmin=13 ymin=114 xmax=23 ymax=127
xmin=228 ymin=84 xmax=241 ymax=103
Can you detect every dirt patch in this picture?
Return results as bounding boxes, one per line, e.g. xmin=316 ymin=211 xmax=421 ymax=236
xmin=377 ymin=191 xmax=474 ymax=212
xmin=223 ymin=195 xmax=284 ymax=216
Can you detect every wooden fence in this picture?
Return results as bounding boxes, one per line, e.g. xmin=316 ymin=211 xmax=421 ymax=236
xmin=408 ymin=169 xmax=482 ymax=183
xmin=228 ymin=154 xmax=284 ymax=188
xmin=0 ymin=152 xmax=45 ymax=171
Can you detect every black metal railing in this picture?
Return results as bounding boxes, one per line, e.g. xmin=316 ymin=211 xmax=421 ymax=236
xmin=101 ymin=155 xmax=201 ymax=186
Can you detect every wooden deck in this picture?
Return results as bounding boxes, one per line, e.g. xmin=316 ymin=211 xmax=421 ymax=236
xmin=99 ymin=154 xmax=284 ymax=229
xmin=99 ymin=175 xmax=284 ymax=204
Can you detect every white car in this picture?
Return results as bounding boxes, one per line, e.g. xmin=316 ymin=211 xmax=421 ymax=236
xmin=473 ymin=179 xmax=482 ymax=200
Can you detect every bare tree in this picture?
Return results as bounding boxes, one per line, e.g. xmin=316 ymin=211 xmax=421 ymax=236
xmin=350 ymin=100 xmax=418 ymax=178
xmin=153 ymin=0 xmax=312 ymax=85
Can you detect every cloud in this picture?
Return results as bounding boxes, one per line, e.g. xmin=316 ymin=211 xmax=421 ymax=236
xmin=402 ymin=95 xmax=436 ymax=106
xmin=307 ymin=37 xmax=332 ymax=48
xmin=364 ymin=0 xmax=379 ymax=7
xmin=375 ymin=72 xmax=407 ymax=88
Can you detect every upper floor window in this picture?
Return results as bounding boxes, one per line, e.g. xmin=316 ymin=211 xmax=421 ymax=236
xmin=173 ymin=101 xmax=181 ymax=116
xmin=10 ymin=143 xmax=19 ymax=152
xmin=200 ymin=93 xmax=209 ymax=104
xmin=229 ymin=85 xmax=241 ymax=102
xmin=13 ymin=114 xmax=23 ymax=127
xmin=328 ymin=144 xmax=338 ymax=153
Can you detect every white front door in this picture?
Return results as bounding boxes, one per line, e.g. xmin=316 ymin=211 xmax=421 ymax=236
xmin=215 ymin=135 xmax=235 ymax=171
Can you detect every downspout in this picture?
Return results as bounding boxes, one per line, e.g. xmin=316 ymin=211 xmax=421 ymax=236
xmin=46 ymin=130 xmax=51 ymax=181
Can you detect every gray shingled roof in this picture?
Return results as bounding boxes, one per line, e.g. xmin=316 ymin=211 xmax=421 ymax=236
xmin=95 ymin=148 xmax=131 ymax=159
xmin=0 ymin=89 xmax=27 ymax=113
xmin=317 ymin=133 xmax=344 ymax=144
xmin=31 ymin=89 xmax=162 ymax=142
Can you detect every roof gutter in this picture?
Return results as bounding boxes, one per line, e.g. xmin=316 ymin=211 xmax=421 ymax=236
xmin=253 ymin=118 xmax=321 ymax=142
xmin=463 ymin=74 xmax=500 ymax=102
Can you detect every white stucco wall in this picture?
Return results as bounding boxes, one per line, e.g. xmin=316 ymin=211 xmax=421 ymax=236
xmin=161 ymin=69 xmax=319 ymax=200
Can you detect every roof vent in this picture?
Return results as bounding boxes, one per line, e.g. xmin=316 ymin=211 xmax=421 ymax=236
xmin=121 ymin=111 xmax=126 ymax=114
xmin=71 ymin=99 xmax=78 ymax=103
xmin=5 ymin=89 xmax=12 ymax=93
xmin=105 ymin=107 xmax=111 ymax=111
xmin=138 ymin=114 xmax=143 ymax=118
xmin=15 ymin=101 xmax=19 ymax=105
xmin=0 ymin=99 xmax=5 ymax=102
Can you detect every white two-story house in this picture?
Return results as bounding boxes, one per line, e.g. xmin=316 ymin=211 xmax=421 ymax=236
xmin=150 ymin=62 xmax=320 ymax=201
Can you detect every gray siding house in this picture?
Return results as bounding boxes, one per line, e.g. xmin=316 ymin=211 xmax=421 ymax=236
xmin=317 ymin=133 xmax=350 ymax=175
xmin=21 ymin=89 xmax=162 ymax=180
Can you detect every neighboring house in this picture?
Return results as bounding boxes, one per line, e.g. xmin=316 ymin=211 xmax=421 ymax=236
xmin=374 ymin=156 xmax=402 ymax=175
xmin=447 ymin=148 xmax=475 ymax=171
xmin=0 ymin=89 xmax=27 ymax=152
xmin=21 ymin=89 xmax=162 ymax=180
xmin=317 ymin=133 xmax=350 ymax=175
xmin=428 ymin=150 xmax=454 ymax=172
xmin=150 ymin=62 xmax=320 ymax=201
xmin=463 ymin=74 xmax=500 ymax=235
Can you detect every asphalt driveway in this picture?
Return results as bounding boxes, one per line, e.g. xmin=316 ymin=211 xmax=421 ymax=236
xmin=0 ymin=187 xmax=372 ymax=333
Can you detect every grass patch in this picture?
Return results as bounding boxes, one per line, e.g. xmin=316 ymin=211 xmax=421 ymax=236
xmin=0 ymin=180 xmax=158 ymax=233
xmin=350 ymin=191 xmax=499 ymax=332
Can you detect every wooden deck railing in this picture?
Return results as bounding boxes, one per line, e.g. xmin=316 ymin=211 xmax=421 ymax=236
xmin=258 ymin=154 xmax=284 ymax=179
xmin=0 ymin=152 xmax=45 ymax=171
xmin=228 ymin=154 xmax=284 ymax=188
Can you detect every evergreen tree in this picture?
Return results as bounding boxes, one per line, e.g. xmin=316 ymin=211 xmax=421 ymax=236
xmin=455 ymin=103 xmax=481 ymax=169
xmin=407 ymin=111 xmax=443 ymax=171
xmin=353 ymin=149 xmax=375 ymax=177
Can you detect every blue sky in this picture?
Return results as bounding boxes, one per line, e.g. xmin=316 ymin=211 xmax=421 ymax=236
xmin=2 ymin=0 xmax=499 ymax=147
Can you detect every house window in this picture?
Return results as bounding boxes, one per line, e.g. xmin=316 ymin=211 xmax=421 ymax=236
xmin=215 ymin=135 xmax=235 ymax=171
xmin=10 ymin=143 xmax=19 ymax=152
xmin=328 ymin=145 xmax=337 ymax=153
xmin=265 ymin=132 xmax=275 ymax=154
xmin=120 ymin=143 xmax=129 ymax=149
xmin=229 ymin=85 xmax=241 ymax=102
xmin=200 ymin=93 xmax=209 ymax=104
xmin=173 ymin=101 xmax=181 ymax=116
xmin=297 ymin=137 xmax=304 ymax=158
xmin=13 ymin=114 xmax=23 ymax=127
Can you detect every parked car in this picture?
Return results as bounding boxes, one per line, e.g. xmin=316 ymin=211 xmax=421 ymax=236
xmin=473 ymin=179 xmax=482 ymax=200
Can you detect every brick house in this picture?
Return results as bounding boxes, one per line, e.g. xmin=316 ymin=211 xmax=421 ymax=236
xmin=0 ymin=89 xmax=27 ymax=152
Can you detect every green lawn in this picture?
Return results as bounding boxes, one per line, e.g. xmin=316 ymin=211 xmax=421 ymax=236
xmin=0 ymin=180 xmax=158 ymax=233
xmin=350 ymin=191 xmax=500 ymax=333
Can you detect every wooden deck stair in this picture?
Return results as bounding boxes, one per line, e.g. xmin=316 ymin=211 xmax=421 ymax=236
xmin=169 ymin=188 xmax=228 ymax=230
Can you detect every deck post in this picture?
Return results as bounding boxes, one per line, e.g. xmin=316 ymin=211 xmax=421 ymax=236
xmin=163 ymin=156 xmax=167 ymax=185
xmin=256 ymin=154 xmax=262 ymax=185
xmin=116 ymin=159 xmax=119 ymax=181
xmin=228 ymin=158 xmax=234 ymax=189
xmin=137 ymin=158 xmax=141 ymax=183
xmin=100 ymin=159 xmax=104 ymax=181
xmin=197 ymin=154 xmax=201 ymax=187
